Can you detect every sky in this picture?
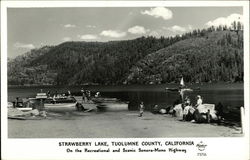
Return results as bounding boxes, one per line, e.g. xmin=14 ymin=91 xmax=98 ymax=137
xmin=7 ymin=7 xmax=243 ymax=58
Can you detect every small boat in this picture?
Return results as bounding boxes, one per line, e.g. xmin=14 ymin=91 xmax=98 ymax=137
xmin=92 ymin=97 xmax=128 ymax=111
xmin=96 ymin=102 xmax=128 ymax=111
xmin=165 ymin=77 xmax=198 ymax=92
xmin=8 ymin=100 xmax=33 ymax=112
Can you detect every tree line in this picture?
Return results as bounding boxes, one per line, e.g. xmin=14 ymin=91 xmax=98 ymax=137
xmin=8 ymin=22 xmax=244 ymax=85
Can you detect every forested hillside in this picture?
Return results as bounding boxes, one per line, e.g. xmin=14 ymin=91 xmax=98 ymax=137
xmin=8 ymin=24 xmax=243 ymax=86
xmin=127 ymin=30 xmax=243 ymax=84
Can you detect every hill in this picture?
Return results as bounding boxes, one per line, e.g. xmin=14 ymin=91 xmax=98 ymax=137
xmin=126 ymin=30 xmax=243 ymax=84
xmin=8 ymin=27 xmax=243 ymax=86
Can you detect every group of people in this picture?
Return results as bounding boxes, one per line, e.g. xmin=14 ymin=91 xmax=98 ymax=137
xmin=181 ymin=95 xmax=203 ymax=121
xmin=81 ymin=89 xmax=92 ymax=103
xmin=46 ymin=89 xmax=99 ymax=103
xmin=46 ymin=90 xmax=72 ymax=98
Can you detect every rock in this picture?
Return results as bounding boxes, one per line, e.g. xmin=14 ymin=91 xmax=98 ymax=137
xmin=28 ymin=109 xmax=40 ymax=116
xmin=173 ymin=104 xmax=183 ymax=120
xmin=159 ymin=109 xmax=167 ymax=114
xmin=8 ymin=102 xmax=13 ymax=108
xmin=39 ymin=111 xmax=47 ymax=117
xmin=196 ymin=104 xmax=218 ymax=121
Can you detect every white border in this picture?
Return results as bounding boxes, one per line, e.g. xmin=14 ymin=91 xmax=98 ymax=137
xmin=1 ymin=1 xmax=249 ymax=160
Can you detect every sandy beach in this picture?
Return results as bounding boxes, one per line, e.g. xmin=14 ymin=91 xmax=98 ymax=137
xmin=8 ymin=110 xmax=242 ymax=138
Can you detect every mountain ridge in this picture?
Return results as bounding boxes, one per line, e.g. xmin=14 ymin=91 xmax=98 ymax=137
xmin=8 ymin=27 xmax=243 ymax=86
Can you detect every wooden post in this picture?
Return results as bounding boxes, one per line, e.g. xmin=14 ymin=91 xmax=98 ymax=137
xmin=240 ymin=106 xmax=244 ymax=134
xmin=207 ymin=109 xmax=210 ymax=123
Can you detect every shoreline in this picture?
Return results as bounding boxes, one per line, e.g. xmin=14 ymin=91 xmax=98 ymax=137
xmin=8 ymin=110 xmax=242 ymax=138
xmin=8 ymin=82 xmax=243 ymax=88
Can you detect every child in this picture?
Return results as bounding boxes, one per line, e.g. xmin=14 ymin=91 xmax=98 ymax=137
xmin=138 ymin=102 xmax=145 ymax=117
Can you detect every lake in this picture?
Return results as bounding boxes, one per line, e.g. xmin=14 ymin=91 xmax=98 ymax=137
xmin=8 ymin=83 xmax=244 ymax=112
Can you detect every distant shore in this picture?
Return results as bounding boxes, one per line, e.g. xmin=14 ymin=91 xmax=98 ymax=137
xmin=7 ymin=81 xmax=244 ymax=88
xmin=8 ymin=111 xmax=242 ymax=138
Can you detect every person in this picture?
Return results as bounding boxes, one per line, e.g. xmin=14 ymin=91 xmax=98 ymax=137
xmin=14 ymin=97 xmax=19 ymax=108
xmin=95 ymin=92 xmax=100 ymax=98
xmin=81 ymin=89 xmax=86 ymax=103
xmin=67 ymin=90 xmax=71 ymax=97
xmin=184 ymin=96 xmax=191 ymax=106
xmin=183 ymin=97 xmax=194 ymax=121
xmin=76 ymin=102 xmax=84 ymax=111
xmin=47 ymin=91 xmax=51 ymax=97
xmin=138 ymin=102 xmax=145 ymax=117
xmin=194 ymin=95 xmax=208 ymax=123
xmin=86 ymin=90 xmax=91 ymax=101
xmin=195 ymin=95 xmax=203 ymax=108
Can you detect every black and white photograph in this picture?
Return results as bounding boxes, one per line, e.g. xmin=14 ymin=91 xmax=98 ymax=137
xmin=1 ymin=1 xmax=249 ymax=160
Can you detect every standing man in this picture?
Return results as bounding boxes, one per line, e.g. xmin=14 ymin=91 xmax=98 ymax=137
xmin=81 ymin=89 xmax=86 ymax=103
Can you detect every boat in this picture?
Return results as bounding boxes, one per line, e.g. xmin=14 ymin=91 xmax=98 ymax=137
xmin=8 ymin=100 xmax=33 ymax=112
xmin=26 ymin=92 xmax=77 ymax=111
xmin=43 ymin=96 xmax=77 ymax=111
xmin=92 ymin=97 xmax=128 ymax=111
xmin=165 ymin=77 xmax=198 ymax=92
xmin=96 ymin=102 xmax=128 ymax=111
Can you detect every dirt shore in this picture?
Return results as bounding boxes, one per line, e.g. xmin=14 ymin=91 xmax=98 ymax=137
xmin=8 ymin=110 xmax=242 ymax=138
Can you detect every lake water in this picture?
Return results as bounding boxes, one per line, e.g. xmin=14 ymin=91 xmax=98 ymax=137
xmin=8 ymin=83 xmax=244 ymax=112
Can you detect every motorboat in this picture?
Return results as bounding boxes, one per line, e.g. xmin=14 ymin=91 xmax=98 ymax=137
xmin=26 ymin=93 xmax=77 ymax=111
xmin=44 ymin=96 xmax=77 ymax=109
xmin=92 ymin=97 xmax=128 ymax=111
xmin=96 ymin=102 xmax=128 ymax=111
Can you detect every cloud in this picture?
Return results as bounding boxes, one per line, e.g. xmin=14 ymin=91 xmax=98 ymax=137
xmin=128 ymin=26 xmax=148 ymax=34
xmin=205 ymin=13 xmax=243 ymax=27
xmin=86 ymin=25 xmax=97 ymax=28
xmin=14 ymin=42 xmax=35 ymax=50
xmin=141 ymin=7 xmax=173 ymax=20
xmin=148 ymin=31 xmax=160 ymax=37
xmin=164 ymin=25 xmax=192 ymax=33
xmin=100 ymin=30 xmax=126 ymax=38
xmin=78 ymin=34 xmax=98 ymax=40
xmin=64 ymin=24 xmax=76 ymax=28
xmin=187 ymin=25 xmax=193 ymax=30
xmin=62 ymin=37 xmax=72 ymax=42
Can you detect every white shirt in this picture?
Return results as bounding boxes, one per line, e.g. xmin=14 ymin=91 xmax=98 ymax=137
xmin=197 ymin=98 xmax=203 ymax=106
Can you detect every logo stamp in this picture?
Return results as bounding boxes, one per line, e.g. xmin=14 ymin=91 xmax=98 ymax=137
xmin=196 ymin=141 xmax=207 ymax=151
